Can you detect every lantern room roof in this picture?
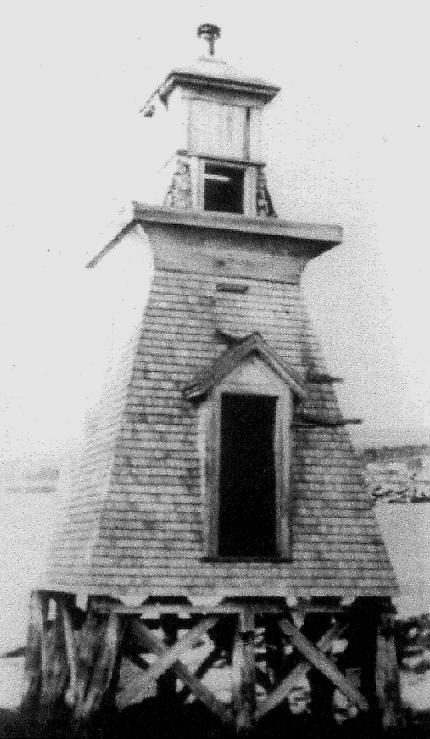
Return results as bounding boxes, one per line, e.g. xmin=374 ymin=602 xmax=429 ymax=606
xmin=158 ymin=55 xmax=280 ymax=103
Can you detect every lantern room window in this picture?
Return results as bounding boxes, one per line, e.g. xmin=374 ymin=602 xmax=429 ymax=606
xmin=203 ymin=163 xmax=244 ymax=214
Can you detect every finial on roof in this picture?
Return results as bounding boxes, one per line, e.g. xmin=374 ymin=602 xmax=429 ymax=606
xmin=197 ymin=23 xmax=221 ymax=56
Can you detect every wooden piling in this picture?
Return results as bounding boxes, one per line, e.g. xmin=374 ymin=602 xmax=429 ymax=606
xmin=265 ymin=616 xmax=285 ymax=686
xmin=231 ymin=609 xmax=256 ymax=734
xmin=68 ymin=605 xmax=123 ymax=734
xmin=21 ymin=590 xmax=48 ymax=711
xmin=157 ymin=613 xmax=178 ymax=702
xmin=375 ymin=612 xmax=403 ymax=731
xmin=40 ymin=600 xmax=68 ymax=714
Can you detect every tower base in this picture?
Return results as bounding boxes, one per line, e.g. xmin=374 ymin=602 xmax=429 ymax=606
xmin=21 ymin=591 xmax=403 ymax=737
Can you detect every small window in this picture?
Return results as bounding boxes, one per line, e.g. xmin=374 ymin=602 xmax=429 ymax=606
xmin=218 ymin=393 xmax=277 ymax=557
xmin=203 ymin=163 xmax=244 ymax=214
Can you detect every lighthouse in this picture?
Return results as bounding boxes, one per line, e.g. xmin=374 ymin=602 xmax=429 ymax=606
xmin=23 ymin=24 xmax=400 ymax=736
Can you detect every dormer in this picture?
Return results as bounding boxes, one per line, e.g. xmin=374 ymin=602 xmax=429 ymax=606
xmin=184 ymin=333 xmax=307 ymax=561
xmin=143 ymin=24 xmax=279 ymax=216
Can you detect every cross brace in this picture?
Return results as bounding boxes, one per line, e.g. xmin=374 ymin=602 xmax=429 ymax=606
xmin=118 ymin=617 xmax=232 ymax=725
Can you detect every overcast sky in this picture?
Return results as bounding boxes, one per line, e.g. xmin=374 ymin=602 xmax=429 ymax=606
xmin=0 ymin=0 xmax=429 ymax=461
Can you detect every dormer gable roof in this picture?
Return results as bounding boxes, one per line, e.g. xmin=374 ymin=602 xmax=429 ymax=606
xmin=183 ymin=331 xmax=307 ymax=400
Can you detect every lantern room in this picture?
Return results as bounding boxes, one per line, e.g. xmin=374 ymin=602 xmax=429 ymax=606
xmin=143 ymin=23 xmax=279 ymax=216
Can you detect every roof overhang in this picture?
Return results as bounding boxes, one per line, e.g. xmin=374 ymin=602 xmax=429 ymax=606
xmin=86 ymin=206 xmax=343 ymax=269
xmin=159 ymin=70 xmax=280 ymax=103
xmin=133 ymin=203 xmax=343 ymax=250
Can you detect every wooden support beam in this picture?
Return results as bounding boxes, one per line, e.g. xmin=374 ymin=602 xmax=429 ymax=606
xmin=78 ymin=612 xmax=123 ymax=720
xmin=293 ymin=410 xmax=362 ymax=427
xmin=21 ymin=591 xmax=49 ymax=710
xmin=39 ymin=599 xmax=49 ymax=700
xmin=95 ymin=604 xmax=230 ymax=616
xmin=94 ymin=602 xmax=285 ymax=616
xmin=171 ymin=658 xmax=232 ymax=725
xmin=136 ymin=616 xmax=218 ymax=688
xmin=118 ymin=619 xmax=231 ymax=724
xmin=232 ymin=610 xmax=256 ymax=734
xmin=256 ymin=622 xmax=343 ymax=721
xmin=60 ymin=603 xmax=78 ymax=707
xmin=375 ymin=613 xmax=403 ymax=730
xmin=157 ymin=614 xmax=178 ymax=701
xmin=40 ymin=601 xmax=68 ymax=711
xmin=117 ymin=618 xmax=217 ymax=702
xmin=178 ymin=647 xmax=221 ymax=702
xmin=265 ymin=618 xmax=285 ymax=686
xmin=279 ymin=619 xmax=369 ymax=712
xmin=72 ymin=609 xmax=102 ymax=715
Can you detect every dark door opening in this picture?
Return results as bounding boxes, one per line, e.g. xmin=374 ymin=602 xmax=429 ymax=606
xmin=218 ymin=393 xmax=277 ymax=557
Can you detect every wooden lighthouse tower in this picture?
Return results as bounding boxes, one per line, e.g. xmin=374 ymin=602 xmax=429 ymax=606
xmin=23 ymin=24 xmax=401 ymax=737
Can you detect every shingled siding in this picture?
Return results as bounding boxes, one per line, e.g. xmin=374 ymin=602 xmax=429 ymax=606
xmin=44 ymin=230 xmax=152 ymax=592
xmin=44 ymin=338 xmax=141 ymax=591
xmin=44 ymin=224 xmax=394 ymax=602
